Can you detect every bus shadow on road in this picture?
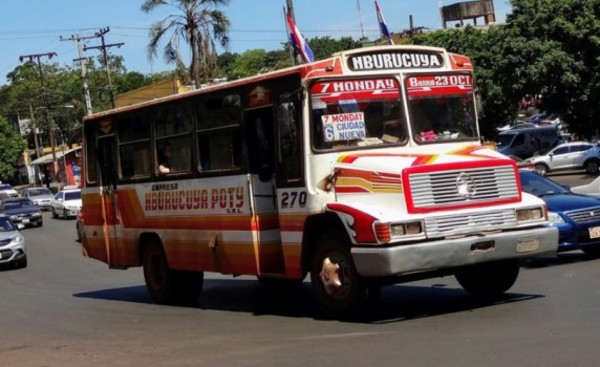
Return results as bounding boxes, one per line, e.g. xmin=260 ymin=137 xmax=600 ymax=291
xmin=73 ymin=278 xmax=542 ymax=324
xmin=521 ymin=251 xmax=597 ymax=269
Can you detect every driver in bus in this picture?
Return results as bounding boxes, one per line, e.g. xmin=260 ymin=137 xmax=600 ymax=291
xmin=157 ymin=141 xmax=173 ymax=174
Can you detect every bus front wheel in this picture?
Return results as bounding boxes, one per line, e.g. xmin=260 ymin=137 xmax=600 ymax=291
xmin=142 ymin=240 xmax=204 ymax=305
xmin=454 ymin=259 xmax=520 ymax=299
xmin=310 ymin=230 xmax=366 ymax=319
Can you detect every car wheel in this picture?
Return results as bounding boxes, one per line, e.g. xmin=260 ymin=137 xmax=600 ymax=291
xmin=584 ymin=159 xmax=600 ymax=174
xmin=51 ymin=208 xmax=57 ymax=219
xmin=455 ymin=259 xmax=520 ymax=299
xmin=142 ymin=238 xmax=203 ymax=305
xmin=63 ymin=209 xmax=68 ymax=219
xmin=310 ymin=230 xmax=367 ymax=319
xmin=534 ymin=163 xmax=549 ymax=176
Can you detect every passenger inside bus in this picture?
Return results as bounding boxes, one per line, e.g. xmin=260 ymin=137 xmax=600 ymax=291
xmin=157 ymin=141 xmax=173 ymax=174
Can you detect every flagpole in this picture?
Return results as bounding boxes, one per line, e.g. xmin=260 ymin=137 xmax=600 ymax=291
xmin=283 ymin=6 xmax=296 ymax=65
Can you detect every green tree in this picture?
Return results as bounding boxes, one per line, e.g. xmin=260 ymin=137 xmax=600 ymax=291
xmin=308 ymin=36 xmax=362 ymax=60
xmin=500 ymin=0 xmax=600 ymax=139
xmin=413 ymin=26 xmax=514 ymax=139
xmin=142 ymin=0 xmax=231 ymax=88
xmin=0 ymin=115 xmax=26 ymax=181
xmin=228 ymin=49 xmax=267 ymax=79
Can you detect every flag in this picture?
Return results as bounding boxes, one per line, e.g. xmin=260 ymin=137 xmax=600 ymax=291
xmin=375 ymin=1 xmax=394 ymax=45
xmin=285 ymin=13 xmax=315 ymax=63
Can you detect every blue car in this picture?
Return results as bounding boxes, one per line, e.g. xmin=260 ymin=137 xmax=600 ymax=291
xmin=0 ymin=198 xmax=43 ymax=228
xmin=519 ymin=170 xmax=600 ymax=257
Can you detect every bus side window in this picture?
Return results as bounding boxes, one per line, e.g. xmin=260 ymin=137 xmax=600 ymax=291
xmin=154 ymin=103 xmax=194 ymax=174
xmin=196 ymin=94 xmax=242 ymax=172
xmin=117 ymin=113 xmax=151 ymax=180
xmin=278 ymin=101 xmax=302 ymax=182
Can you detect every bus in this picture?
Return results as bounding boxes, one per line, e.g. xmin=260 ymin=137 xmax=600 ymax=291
xmin=80 ymin=45 xmax=558 ymax=318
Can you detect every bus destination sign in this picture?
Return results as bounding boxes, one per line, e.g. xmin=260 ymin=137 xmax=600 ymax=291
xmin=348 ymin=51 xmax=444 ymax=71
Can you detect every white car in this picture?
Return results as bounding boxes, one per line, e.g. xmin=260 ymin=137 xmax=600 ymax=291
xmin=0 ymin=214 xmax=27 ymax=268
xmin=526 ymin=141 xmax=600 ymax=175
xmin=51 ymin=188 xmax=82 ymax=219
xmin=0 ymin=184 xmax=19 ymax=198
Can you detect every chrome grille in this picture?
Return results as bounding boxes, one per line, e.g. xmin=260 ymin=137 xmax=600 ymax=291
xmin=409 ymin=166 xmax=518 ymax=209
xmin=424 ymin=209 xmax=517 ymax=238
xmin=566 ymin=207 xmax=600 ymax=223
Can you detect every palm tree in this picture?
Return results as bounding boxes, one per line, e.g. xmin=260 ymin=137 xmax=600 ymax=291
xmin=141 ymin=0 xmax=230 ymax=88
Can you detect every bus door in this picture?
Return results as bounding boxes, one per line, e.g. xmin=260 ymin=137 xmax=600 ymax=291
xmin=96 ymin=134 xmax=121 ymax=267
xmin=244 ymin=106 xmax=284 ymax=274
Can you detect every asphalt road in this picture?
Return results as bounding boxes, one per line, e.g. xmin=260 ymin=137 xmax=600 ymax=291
xmin=1 ymin=173 xmax=600 ymax=367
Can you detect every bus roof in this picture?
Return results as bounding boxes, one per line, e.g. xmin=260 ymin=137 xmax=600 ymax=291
xmin=84 ymin=45 xmax=472 ymax=122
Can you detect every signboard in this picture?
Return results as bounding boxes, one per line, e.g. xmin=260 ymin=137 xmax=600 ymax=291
xmin=347 ymin=51 xmax=444 ymax=71
xmin=321 ymin=112 xmax=366 ymax=142
xmin=406 ymin=74 xmax=473 ymax=97
xmin=310 ymin=78 xmax=399 ymax=103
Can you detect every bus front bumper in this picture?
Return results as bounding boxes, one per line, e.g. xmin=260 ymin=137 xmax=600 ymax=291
xmin=351 ymin=226 xmax=558 ymax=277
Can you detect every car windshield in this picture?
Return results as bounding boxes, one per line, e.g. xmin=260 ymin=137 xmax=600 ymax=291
xmin=519 ymin=171 xmax=570 ymax=197
xmin=27 ymin=188 xmax=52 ymax=196
xmin=65 ymin=191 xmax=81 ymax=200
xmin=0 ymin=184 xmax=13 ymax=190
xmin=0 ymin=218 xmax=15 ymax=232
xmin=496 ymin=134 xmax=516 ymax=148
xmin=2 ymin=199 xmax=34 ymax=209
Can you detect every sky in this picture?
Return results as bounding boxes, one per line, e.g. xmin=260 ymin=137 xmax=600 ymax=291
xmin=0 ymin=0 xmax=512 ymax=85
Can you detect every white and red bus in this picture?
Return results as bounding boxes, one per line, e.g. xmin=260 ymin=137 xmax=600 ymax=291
xmin=80 ymin=45 xmax=558 ymax=318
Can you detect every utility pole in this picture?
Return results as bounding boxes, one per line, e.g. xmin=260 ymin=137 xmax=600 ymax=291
xmin=83 ymin=27 xmax=124 ymax=109
xmin=19 ymin=52 xmax=60 ymax=188
xmin=28 ymin=103 xmax=43 ymax=158
xmin=60 ymin=34 xmax=95 ymax=115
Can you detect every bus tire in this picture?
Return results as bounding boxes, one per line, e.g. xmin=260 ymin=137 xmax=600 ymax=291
xmin=142 ymin=240 xmax=204 ymax=305
xmin=454 ymin=259 xmax=520 ymax=299
xmin=310 ymin=230 xmax=366 ymax=319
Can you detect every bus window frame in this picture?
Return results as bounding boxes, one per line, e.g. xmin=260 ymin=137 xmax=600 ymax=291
xmin=307 ymin=76 xmax=409 ymax=154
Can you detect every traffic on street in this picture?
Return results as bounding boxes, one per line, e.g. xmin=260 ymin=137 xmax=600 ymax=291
xmin=1 ymin=172 xmax=599 ymax=366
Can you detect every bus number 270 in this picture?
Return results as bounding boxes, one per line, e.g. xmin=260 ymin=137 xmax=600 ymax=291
xmin=280 ymin=191 xmax=307 ymax=209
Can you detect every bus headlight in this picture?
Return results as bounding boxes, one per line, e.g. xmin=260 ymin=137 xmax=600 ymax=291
xmin=516 ymin=207 xmax=544 ymax=222
xmin=375 ymin=221 xmax=424 ymax=244
xmin=391 ymin=221 xmax=423 ymax=236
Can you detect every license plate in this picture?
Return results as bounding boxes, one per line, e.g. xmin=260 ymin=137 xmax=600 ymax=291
xmin=22 ymin=218 xmax=29 ymax=223
xmin=516 ymin=237 xmax=540 ymax=253
xmin=589 ymin=226 xmax=600 ymax=239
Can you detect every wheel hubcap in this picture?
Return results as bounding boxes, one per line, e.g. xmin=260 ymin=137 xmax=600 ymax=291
xmin=319 ymin=254 xmax=351 ymax=299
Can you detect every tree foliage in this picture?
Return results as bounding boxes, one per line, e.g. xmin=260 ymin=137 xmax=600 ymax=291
xmin=500 ymin=0 xmax=600 ymax=138
xmin=142 ymin=0 xmax=231 ymax=87
xmin=0 ymin=115 xmax=26 ymax=181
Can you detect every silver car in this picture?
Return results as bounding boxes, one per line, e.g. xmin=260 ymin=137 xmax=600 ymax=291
xmin=21 ymin=187 xmax=54 ymax=211
xmin=0 ymin=214 xmax=27 ymax=269
xmin=526 ymin=141 xmax=600 ymax=175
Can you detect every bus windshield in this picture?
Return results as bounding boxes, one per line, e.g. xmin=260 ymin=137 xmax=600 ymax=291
xmin=405 ymin=74 xmax=478 ymax=143
xmin=310 ymin=78 xmax=408 ymax=151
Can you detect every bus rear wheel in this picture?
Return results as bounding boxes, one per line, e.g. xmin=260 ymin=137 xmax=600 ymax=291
xmin=310 ymin=230 xmax=366 ymax=319
xmin=142 ymin=240 xmax=204 ymax=305
xmin=454 ymin=259 xmax=520 ymax=299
